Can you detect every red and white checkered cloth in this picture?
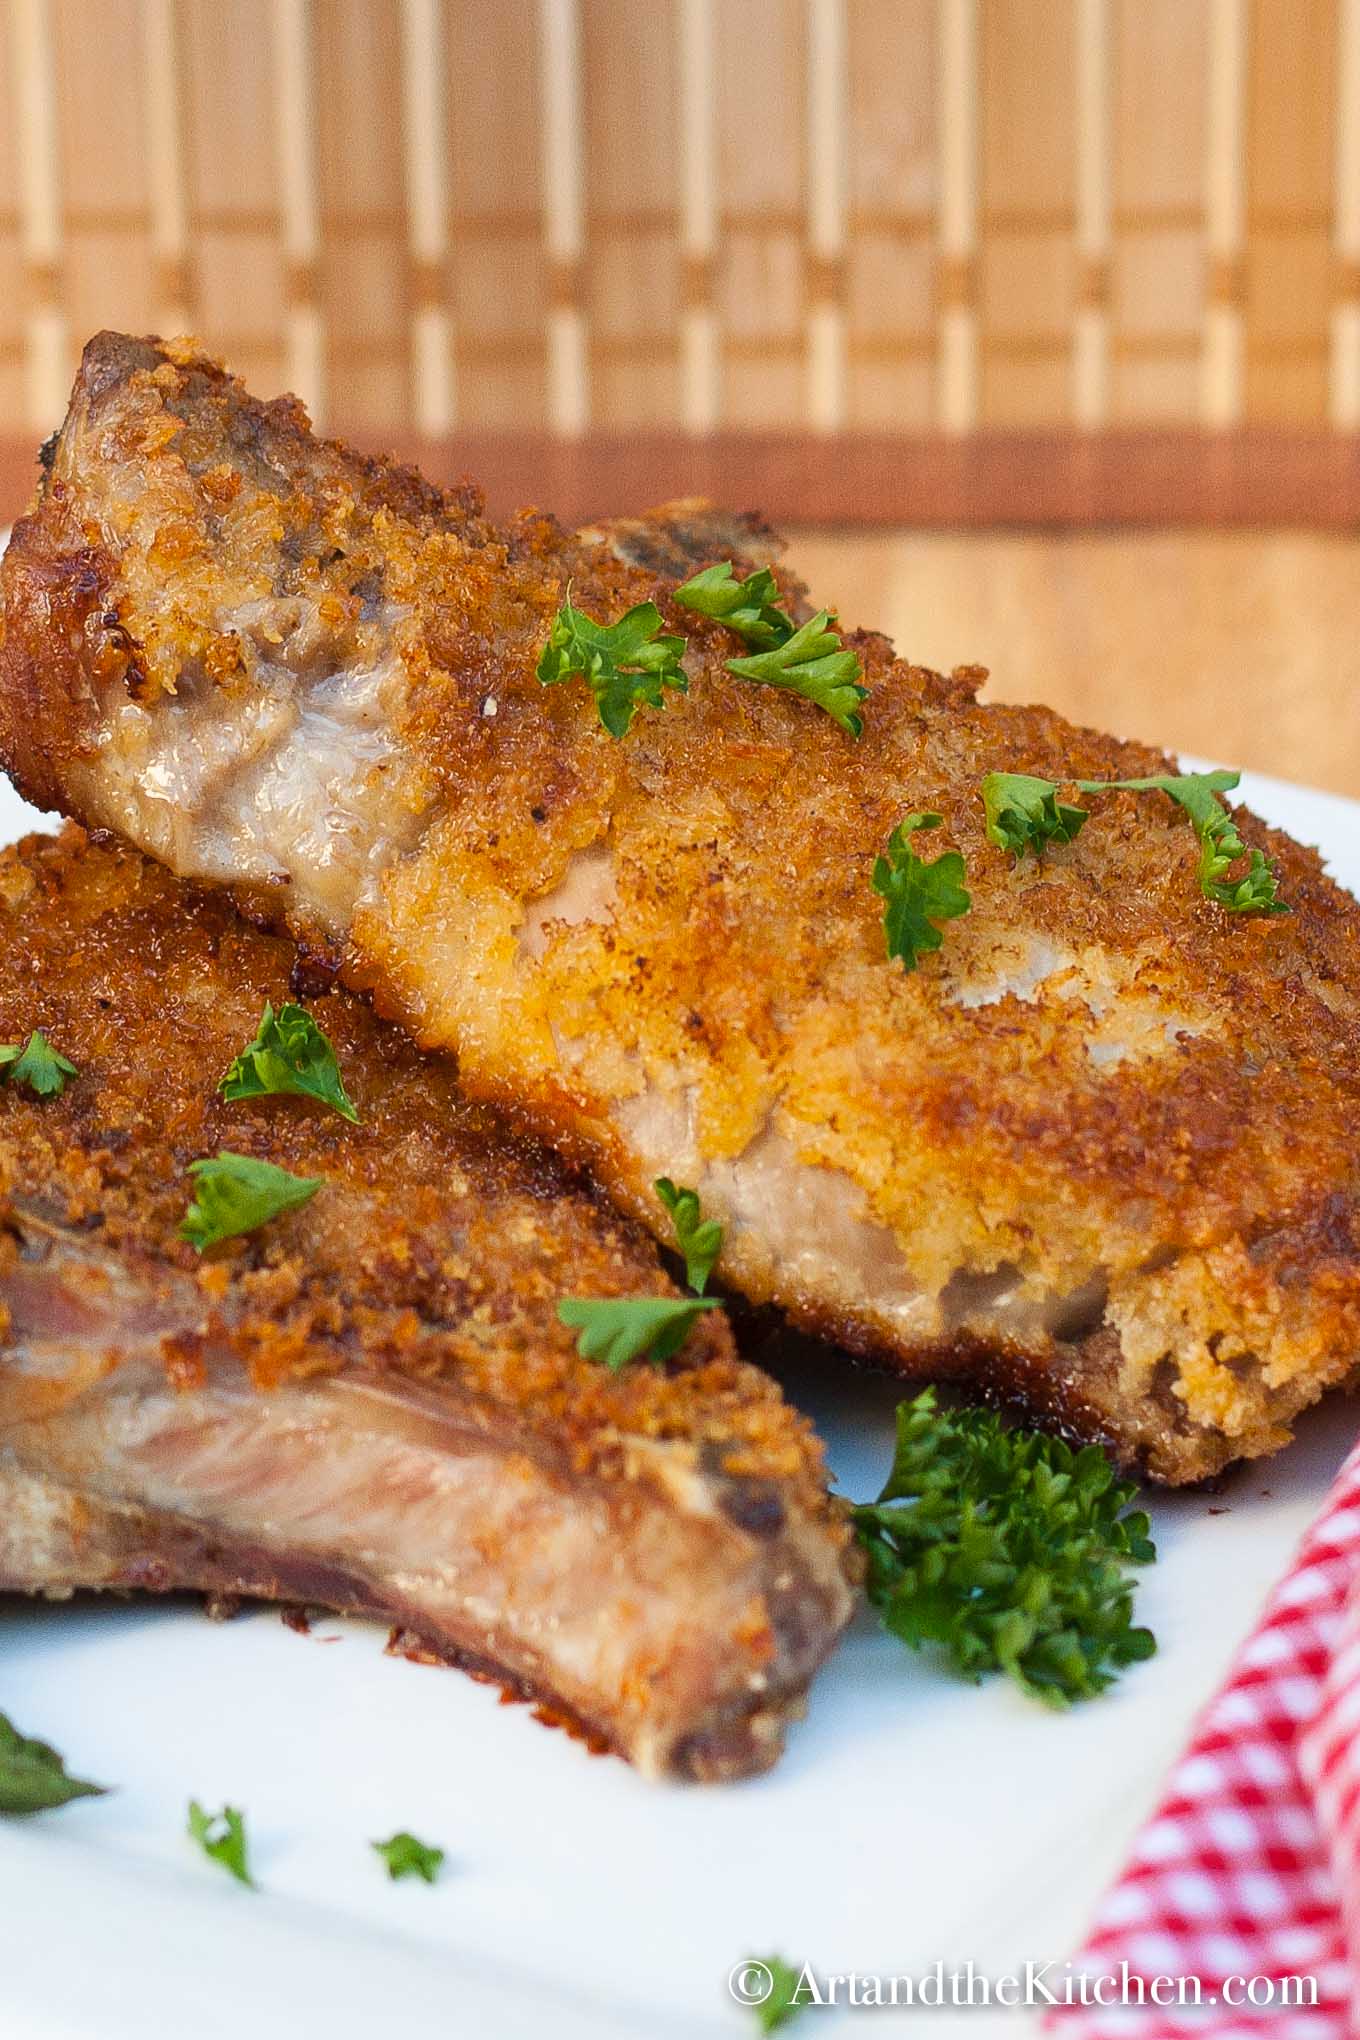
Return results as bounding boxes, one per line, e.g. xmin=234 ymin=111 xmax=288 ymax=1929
xmin=1047 ymin=1435 xmax=1360 ymax=2038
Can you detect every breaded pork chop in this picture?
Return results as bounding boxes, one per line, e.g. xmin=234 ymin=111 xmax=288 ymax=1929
xmin=0 ymin=826 xmax=853 ymax=1781
xmin=5 ymin=335 xmax=1360 ymax=1482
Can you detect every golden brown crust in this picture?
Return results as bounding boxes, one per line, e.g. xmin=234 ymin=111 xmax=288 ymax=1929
xmin=7 ymin=334 xmax=1360 ymax=1481
xmin=0 ymin=823 xmax=839 ymax=1508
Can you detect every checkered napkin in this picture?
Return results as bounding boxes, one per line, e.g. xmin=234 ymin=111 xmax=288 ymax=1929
xmin=1046 ymin=1435 xmax=1360 ymax=2038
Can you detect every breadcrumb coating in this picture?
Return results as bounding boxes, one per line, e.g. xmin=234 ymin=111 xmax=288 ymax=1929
xmin=0 ymin=824 xmax=844 ymax=1484
xmin=5 ymin=333 xmax=1360 ymax=1480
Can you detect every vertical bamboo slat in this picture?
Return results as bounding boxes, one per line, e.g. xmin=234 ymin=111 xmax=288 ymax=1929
xmin=51 ymin=0 xmax=152 ymax=352
xmin=1244 ymin=0 xmax=1335 ymax=424
xmin=445 ymin=0 xmax=544 ymax=432
xmin=936 ymin=0 xmax=977 ymax=432
xmin=844 ymin=0 xmax=935 ymax=430
xmin=0 ymin=26 xmax=19 ymax=427
xmin=1201 ymin=0 xmax=1247 ymax=426
xmin=272 ymin=0 xmax=325 ymax=422
xmin=316 ymin=2 xmax=408 ymax=431
xmin=1334 ymin=0 xmax=1360 ymax=426
xmin=1073 ymin=0 xmax=1111 ymax=428
xmin=717 ymin=0 xmax=804 ymax=427
xmin=178 ymin=0 xmax=283 ymax=400
xmin=677 ymin=0 xmax=718 ymax=433
xmin=583 ymin=1 xmax=679 ymax=429
xmin=980 ymin=0 xmax=1076 ymax=426
xmin=401 ymin=0 xmax=454 ymax=435
xmin=539 ymin=0 xmax=588 ymax=435
xmin=1109 ymin=0 xmax=1207 ymax=425
xmin=806 ymin=0 xmax=848 ymax=431
xmin=10 ymin=0 xmax=66 ymax=429
xmin=141 ymin=0 xmax=190 ymax=337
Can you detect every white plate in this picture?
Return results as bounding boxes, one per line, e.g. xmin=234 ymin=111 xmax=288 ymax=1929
xmin=1 ymin=765 xmax=1357 ymax=2040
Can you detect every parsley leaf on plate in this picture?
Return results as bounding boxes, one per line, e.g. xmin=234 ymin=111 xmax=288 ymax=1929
xmin=726 ymin=610 xmax=868 ymax=738
xmin=654 ymin=1177 xmax=723 ymax=1294
xmin=0 ymin=1030 xmax=78 ymax=1097
xmin=853 ymin=1389 xmax=1156 ymax=1705
xmin=557 ymin=1295 xmax=723 ymax=1371
xmin=373 ymin=1831 xmax=445 ymax=1884
xmin=187 ymin=1801 xmax=254 ymax=1886
xmin=981 ymin=771 xmax=1089 ymax=859
xmin=0 ymin=1713 xmax=106 ymax=1816
xmin=872 ymin=813 xmax=971 ymax=972
xmin=673 ymin=560 xmax=790 ymax=651
xmin=221 ymin=1001 xmax=359 ymax=1122
xmin=180 ymin=1152 xmax=322 ymax=1251
xmin=536 ymin=589 xmax=688 ymax=739
xmin=738 ymin=1955 xmax=808 ymax=2032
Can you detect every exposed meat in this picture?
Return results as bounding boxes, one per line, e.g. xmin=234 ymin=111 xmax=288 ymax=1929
xmin=6 ymin=335 xmax=1360 ymax=1481
xmin=0 ymin=828 xmax=854 ymax=1780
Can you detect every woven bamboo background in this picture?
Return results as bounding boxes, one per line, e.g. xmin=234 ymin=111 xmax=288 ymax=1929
xmin=2 ymin=0 xmax=1360 ymax=522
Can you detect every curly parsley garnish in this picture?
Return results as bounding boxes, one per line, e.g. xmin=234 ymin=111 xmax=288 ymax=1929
xmin=557 ymin=1295 xmax=722 ymax=1371
xmin=674 ymin=560 xmax=791 ymax=651
xmin=0 ymin=1029 xmax=78 ymax=1097
xmin=221 ymin=1002 xmax=358 ymax=1122
xmin=1087 ymin=772 xmax=1289 ymax=913
xmin=654 ymin=1178 xmax=723 ymax=1294
xmin=0 ymin=1712 xmax=106 ymax=1815
xmin=536 ymin=588 xmax=688 ymax=739
xmin=981 ymin=767 xmax=1287 ymax=913
xmin=872 ymin=813 xmax=971 ymax=972
xmin=853 ymin=1389 xmax=1156 ymax=1705
xmin=675 ymin=561 xmax=867 ymax=736
xmin=981 ymin=772 xmax=1088 ymax=859
xmin=727 ymin=614 xmax=867 ymax=737
xmin=180 ymin=1152 xmax=322 ymax=1251
xmin=187 ymin=1800 xmax=254 ymax=1886
xmin=739 ymin=1955 xmax=809 ymax=2032
xmin=372 ymin=1831 xmax=446 ymax=1884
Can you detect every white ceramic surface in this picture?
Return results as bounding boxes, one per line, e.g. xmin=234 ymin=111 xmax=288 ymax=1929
xmin=1 ymin=764 xmax=1356 ymax=2040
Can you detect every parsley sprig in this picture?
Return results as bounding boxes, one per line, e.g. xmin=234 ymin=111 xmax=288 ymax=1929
xmin=727 ymin=615 xmax=868 ymax=738
xmin=654 ymin=1177 xmax=723 ymax=1293
xmin=187 ymin=1801 xmax=254 ymax=1887
xmin=537 ymin=588 xmax=687 ymax=738
xmin=1084 ymin=772 xmax=1288 ymax=914
xmin=872 ymin=814 xmax=971 ymax=972
xmin=740 ymin=1955 xmax=808 ymax=2032
xmin=559 ymin=1180 xmax=725 ymax=1370
xmin=221 ymin=1002 xmax=358 ymax=1122
xmin=180 ymin=1152 xmax=322 ymax=1251
xmin=853 ymin=1390 xmax=1156 ymax=1705
xmin=373 ymin=1831 xmax=445 ymax=1884
xmin=557 ymin=1295 xmax=721 ymax=1371
xmin=675 ymin=560 xmax=868 ymax=736
xmin=674 ymin=561 xmax=789 ymax=650
xmin=981 ymin=768 xmax=1287 ymax=914
xmin=0 ymin=1029 xmax=78 ymax=1097
xmin=0 ymin=1712 xmax=106 ymax=1815
xmin=981 ymin=772 xmax=1088 ymax=859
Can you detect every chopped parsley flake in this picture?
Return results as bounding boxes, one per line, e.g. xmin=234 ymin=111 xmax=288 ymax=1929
xmin=0 ymin=1030 xmax=78 ymax=1097
xmin=557 ymin=1295 xmax=723 ymax=1370
xmin=536 ymin=590 xmax=688 ymax=738
xmin=180 ymin=1152 xmax=322 ymax=1251
xmin=221 ymin=1001 xmax=358 ymax=1122
xmin=654 ymin=1177 xmax=723 ymax=1293
xmin=872 ymin=813 xmax=971 ymax=972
